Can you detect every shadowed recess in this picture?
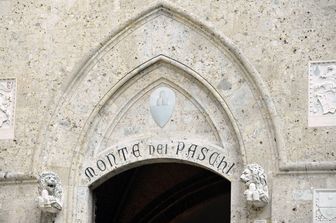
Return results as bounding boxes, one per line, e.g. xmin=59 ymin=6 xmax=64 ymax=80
xmin=93 ymin=163 xmax=231 ymax=223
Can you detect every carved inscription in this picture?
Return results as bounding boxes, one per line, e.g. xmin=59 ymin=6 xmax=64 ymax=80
xmin=0 ymin=78 xmax=16 ymax=139
xmin=84 ymin=140 xmax=235 ymax=182
xmin=309 ymin=61 xmax=336 ymax=126
xmin=314 ymin=189 xmax=336 ymax=223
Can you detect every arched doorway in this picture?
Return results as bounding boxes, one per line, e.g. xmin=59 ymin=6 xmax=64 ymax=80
xmin=93 ymin=163 xmax=231 ymax=223
xmin=34 ymin=5 xmax=278 ymax=222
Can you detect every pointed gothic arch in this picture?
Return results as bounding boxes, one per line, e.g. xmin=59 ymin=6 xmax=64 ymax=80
xmin=34 ymin=5 xmax=280 ymax=222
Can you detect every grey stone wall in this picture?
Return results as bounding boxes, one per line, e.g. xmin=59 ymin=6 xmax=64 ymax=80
xmin=0 ymin=1 xmax=335 ymax=222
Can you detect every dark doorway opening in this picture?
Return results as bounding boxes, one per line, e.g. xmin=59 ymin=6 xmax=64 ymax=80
xmin=93 ymin=163 xmax=231 ymax=223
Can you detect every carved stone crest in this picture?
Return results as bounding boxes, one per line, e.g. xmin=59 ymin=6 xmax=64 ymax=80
xmin=309 ymin=61 xmax=336 ymax=127
xmin=314 ymin=189 xmax=336 ymax=223
xmin=37 ymin=172 xmax=63 ymax=214
xmin=149 ymin=86 xmax=176 ymax=128
xmin=240 ymin=164 xmax=269 ymax=208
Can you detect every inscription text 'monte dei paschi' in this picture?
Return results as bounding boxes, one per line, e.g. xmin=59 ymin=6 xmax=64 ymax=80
xmin=84 ymin=140 xmax=235 ymax=182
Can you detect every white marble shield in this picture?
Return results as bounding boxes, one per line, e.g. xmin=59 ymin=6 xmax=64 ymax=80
xmin=150 ymin=87 xmax=175 ymax=128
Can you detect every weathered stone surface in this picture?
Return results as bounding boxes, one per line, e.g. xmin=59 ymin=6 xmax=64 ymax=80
xmin=0 ymin=0 xmax=335 ymax=222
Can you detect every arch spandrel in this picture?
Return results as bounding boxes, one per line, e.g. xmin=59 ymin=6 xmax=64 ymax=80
xmin=36 ymin=8 xmax=277 ymax=170
xmin=79 ymin=60 xmax=242 ymax=188
xmin=34 ymin=5 xmax=279 ymax=223
xmin=88 ymin=62 xmax=237 ymax=154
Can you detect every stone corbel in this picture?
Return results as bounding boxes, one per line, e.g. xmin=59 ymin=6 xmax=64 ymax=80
xmin=240 ymin=163 xmax=269 ymax=208
xmin=37 ymin=171 xmax=63 ymax=214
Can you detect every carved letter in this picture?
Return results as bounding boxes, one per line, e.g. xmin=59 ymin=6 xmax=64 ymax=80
xmin=132 ymin=143 xmax=141 ymax=157
xmin=176 ymin=141 xmax=185 ymax=155
xmin=217 ymin=156 xmax=227 ymax=170
xmin=197 ymin=147 xmax=209 ymax=161
xmin=149 ymin=145 xmax=155 ymax=155
xmin=85 ymin=167 xmax=97 ymax=181
xmin=187 ymin=144 xmax=197 ymax=158
xmin=118 ymin=147 xmax=128 ymax=161
xmin=209 ymin=152 xmax=220 ymax=167
xmin=96 ymin=160 xmax=107 ymax=171
xmin=106 ymin=153 xmax=117 ymax=167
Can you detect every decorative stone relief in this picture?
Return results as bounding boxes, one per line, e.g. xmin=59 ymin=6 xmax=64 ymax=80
xmin=37 ymin=172 xmax=63 ymax=214
xmin=149 ymin=86 xmax=176 ymax=128
xmin=0 ymin=78 xmax=16 ymax=139
xmin=314 ymin=189 xmax=336 ymax=223
xmin=309 ymin=61 xmax=336 ymax=127
xmin=240 ymin=164 xmax=269 ymax=208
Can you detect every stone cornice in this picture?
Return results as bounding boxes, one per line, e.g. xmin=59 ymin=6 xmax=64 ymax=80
xmin=0 ymin=171 xmax=37 ymax=184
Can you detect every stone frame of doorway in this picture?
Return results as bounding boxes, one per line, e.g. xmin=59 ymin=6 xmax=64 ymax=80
xmin=87 ymin=159 xmax=239 ymax=223
xmin=34 ymin=4 xmax=280 ymax=223
xmin=74 ymin=56 xmax=245 ymax=222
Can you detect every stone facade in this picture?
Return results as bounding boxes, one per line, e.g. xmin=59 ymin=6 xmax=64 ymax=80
xmin=0 ymin=1 xmax=335 ymax=223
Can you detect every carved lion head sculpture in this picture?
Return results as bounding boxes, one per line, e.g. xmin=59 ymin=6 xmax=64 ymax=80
xmin=240 ymin=163 xmax=269 ymax=207
xmin=240 ymin=163 xmax=267 ymax=187
xmin=38 ymin=171 xmax=62 ymax=199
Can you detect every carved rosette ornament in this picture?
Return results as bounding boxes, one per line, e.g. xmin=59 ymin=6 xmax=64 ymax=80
xmin=37 ymin=172 xmax=63 ymax=214
xmin=240 ymin=164 xmax=269 ymax=208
